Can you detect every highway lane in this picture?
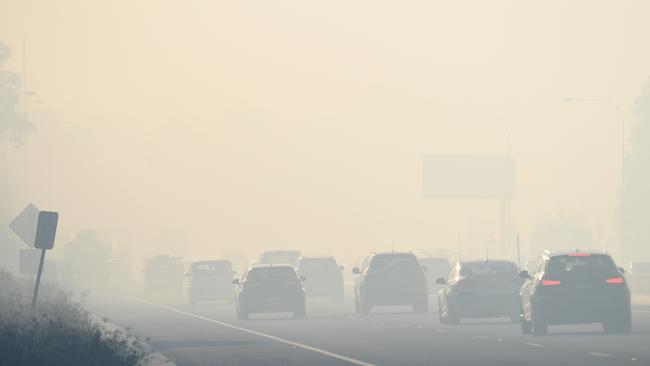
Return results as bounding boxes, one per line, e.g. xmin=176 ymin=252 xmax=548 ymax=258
xmin=88 ymin=291 xmax=650 ymax=366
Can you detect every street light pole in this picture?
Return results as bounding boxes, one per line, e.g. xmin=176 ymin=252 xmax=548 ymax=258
xmin=562 ymin=97 xmax=626 ymax=251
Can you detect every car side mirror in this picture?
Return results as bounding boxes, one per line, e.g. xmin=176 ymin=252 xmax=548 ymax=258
xmin=184 ymin=272 xmax=191 ymax=277
xmin=338 ymin=265 xmax=345 ymax=270
xmin=435 ymin=277 xmax=446 ymax=285
xmin=300 ymin=275 xmax=307 ymax=281
xmin=231 ymin=279 xmax=240 ymax=285
xmin=519 ymin=270 xmax=530 ymax=279
xmin=352 ymin=267 xmax=360 ymax=275
xmin=618 ymin=267 xmax=626 ymax=274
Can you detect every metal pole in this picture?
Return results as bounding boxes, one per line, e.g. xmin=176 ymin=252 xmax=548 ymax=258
xmin=517 ymin=235 xmax=521 ymax=269
xmin=31 ymin=248 xmax=46 ymax=308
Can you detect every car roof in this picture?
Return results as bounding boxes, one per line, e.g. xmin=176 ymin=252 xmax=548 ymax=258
xmin=192 ymin=260 xmax=231 ymax=266
xmin=544 ymin=249 xmax=609 ymax=258
xmin=249 ymin=264 xmax=294 ymax=270
xmin=300 ymin=256 xmax=335 ymax=260
xmin=261 ymin=250 xmax=301 ymax=255
xmin=372 ymin=251 xmax=415 ymax=257
xmin=460 ymin=260 xmax=516 ymax=265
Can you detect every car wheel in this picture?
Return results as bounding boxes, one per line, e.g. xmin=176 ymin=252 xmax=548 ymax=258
xmin=438 ymin=299 xmax=448 ymax=324
xmin=532 ymin=312 xmax=547 ymax=335
xmin=520 ymin=313 xmax=532 ymax=335
xmin=236 ymin=307 xmax=249 ymax=320
xmin=446 ymin=304 xmax=459 ymax=325
xmin=603 ymin=312 xmax=631 ymax=334
xmin=355 ymin=296 xmax=370 ymax=314
xmin=294 ymin=306 xmax=307 ymax=319
xmin=413 ymin=298 xmax=428 ymax=314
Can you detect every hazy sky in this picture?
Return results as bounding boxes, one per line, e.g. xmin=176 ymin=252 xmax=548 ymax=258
xmin=2 ymin=0 xmax=649 ymax=264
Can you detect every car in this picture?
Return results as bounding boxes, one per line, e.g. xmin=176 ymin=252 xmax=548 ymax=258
xmin=144 ymin=255 xmax=184 ymax=295
xmin=297 ymin=256 xmax=345 ymax=302
xmin=256 ymin=250 xmax=302 ymax=267
xmin=519 ymin=250 xmax=631 ymax=335
xmin=352 ymin=252 xmax=428 ymax=314
xmin=187 ymin=260 xmax=236 ymax=305
xmin=418 ymin=257 xmax=452 ymax=294
xmin=233 ymin=264 xmax=306 ymax=320
xmin=437 ymin=260 xmax=521 ymax=324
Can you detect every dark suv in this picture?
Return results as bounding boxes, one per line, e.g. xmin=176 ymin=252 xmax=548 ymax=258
xmin=233 ymin=264 xmax=306 ymax=320
xmin=187 ymin=260 xmax=236 ymax=305
xmin=297 ymin=256 xmax=345 ymax=302
xmin=352 ymin=252 xmax=428 ymax=314
xmin=437 ymin=260 xmax=522 ymax=324
xmin=519 ymin=250 xmax=631 ymax=335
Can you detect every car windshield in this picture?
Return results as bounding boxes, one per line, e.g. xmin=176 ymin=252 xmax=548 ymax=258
xmin=368 ymin=254 xmax=420 ymax=275
xmin=460 ymin=261 xmax=517 ymax=278
xmin=546 ymin=254 xmax=617 ymax=275
xmin=246 ymin=267 xmax=297 ymax=282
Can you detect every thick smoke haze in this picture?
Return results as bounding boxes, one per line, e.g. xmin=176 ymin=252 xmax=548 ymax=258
xmin=2 ymin=0 xmax=650 ymax=267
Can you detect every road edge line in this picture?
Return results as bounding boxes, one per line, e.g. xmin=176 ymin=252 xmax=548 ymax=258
xmin=137 ymin=299 xmax=377 ymax=366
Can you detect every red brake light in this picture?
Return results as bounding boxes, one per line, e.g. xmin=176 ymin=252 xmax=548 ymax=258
xmin=542 ymin=279 xmax=561 ymax=286
xmin=606 ymin=277 xmax=625 ymax=284
xmin=568 ymin=252 xmax=591 ymax=257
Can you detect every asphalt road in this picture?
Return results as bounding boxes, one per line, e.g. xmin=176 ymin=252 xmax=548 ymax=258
xmin=88 ymin=290 xmax=650 ymax=366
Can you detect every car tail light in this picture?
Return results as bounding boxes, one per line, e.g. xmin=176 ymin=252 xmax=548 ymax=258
xmin=568 ymin=252 xmax=591 ymax=257
xmin=606 ymin=277 xmax=625 ymax=284
xmin=542 ymin=279 xmax=561 ymax=286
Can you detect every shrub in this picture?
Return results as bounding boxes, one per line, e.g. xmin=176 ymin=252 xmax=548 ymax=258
xmin=0 ymin=270 xmax=148 ymax=366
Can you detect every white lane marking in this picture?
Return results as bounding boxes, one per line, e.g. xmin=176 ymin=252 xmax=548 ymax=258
xmin=434 ymin=328 xmax=448 ymax=333
xmin=525 ymin=342 xmax=544 ymax=347
xmin=588 ymin=352 xmax=612 ymax=358
xmin=138 ymin=299 xmax=376 ymax=366
xmin=474 ymin=335 xmax=490 ymax=340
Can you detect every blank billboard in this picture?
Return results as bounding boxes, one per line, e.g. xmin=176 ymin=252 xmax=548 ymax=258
xmin=422 ymin=155 xmax=515 ymax=199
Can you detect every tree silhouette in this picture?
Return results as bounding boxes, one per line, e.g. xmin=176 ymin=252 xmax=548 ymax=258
xmin=622 ymin=80 xmax=650 ymax=260
xmin=0 ymin=40 xmax=34 ymax=146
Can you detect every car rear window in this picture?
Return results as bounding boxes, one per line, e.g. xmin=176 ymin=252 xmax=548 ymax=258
xmin=193 ymin=262 xmax=231 ymax=274
xmin=299 ymin=258 xmax=337 ymax=270
xmin=368 ymin=254 xmax=420 ymax=275
xmin=546 ymin=254 xmax=616 ymax=275
xmin=247 ymin=267 xmax=297 ymax=282
xmin=460 ymin=261 xmax=517 ymax=278
xmin=260 ymin=252 xmax=301 ymax=265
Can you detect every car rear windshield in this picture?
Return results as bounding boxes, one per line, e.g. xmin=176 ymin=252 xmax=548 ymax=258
xmin=460 ymin=261 xmax=518 ymax=278
xmin=193 ymin=262 xmax=231 ymax=274
xmin=546 ymin=254 xmax=616 ymax=275
xmin=368 ymin=254 xmax=420 ymax=275
xmin=260 ymin=252 xmax=301 ymax=265
xmin=246 ymin=267 xmax=298 ymax=282
xmin=299 ymin=258 xmax=337 ymax=270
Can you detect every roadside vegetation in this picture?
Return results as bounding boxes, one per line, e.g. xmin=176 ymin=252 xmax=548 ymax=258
xmin=0 ymin=270 xmax=149 ymax=366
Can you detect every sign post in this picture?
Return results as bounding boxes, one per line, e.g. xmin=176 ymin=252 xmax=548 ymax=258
xmin=31 ymin=211 xmax=58 ymax=308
